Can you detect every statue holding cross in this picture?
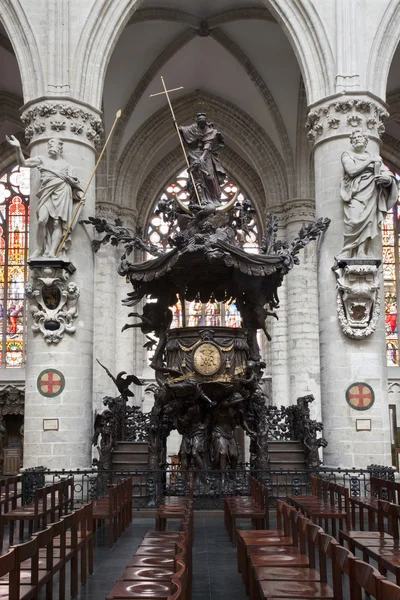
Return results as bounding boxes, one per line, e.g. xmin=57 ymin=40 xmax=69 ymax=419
xmin=150 ymin=77 xmax=237 ymax=217
xmin=179 ymin=113 xmax=226 ymax=210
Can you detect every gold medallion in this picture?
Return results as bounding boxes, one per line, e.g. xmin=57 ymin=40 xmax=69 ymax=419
xmin=193 ymin=342 xmax=222 ymax=376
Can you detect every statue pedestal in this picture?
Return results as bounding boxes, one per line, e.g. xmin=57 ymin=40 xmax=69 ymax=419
xmin=333 ymin=257 xmax=381 ymax=339
xmin=26 ymin=258 xmax=79 ymax=344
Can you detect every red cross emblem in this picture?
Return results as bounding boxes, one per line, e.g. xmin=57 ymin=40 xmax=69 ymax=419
xmin=346 ymin=383 xmax=374 ymax=410
xmin=37 ymin=370 xmax=65 ymax=397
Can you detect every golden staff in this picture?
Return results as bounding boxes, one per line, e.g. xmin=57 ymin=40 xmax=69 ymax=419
xmin=150 ymin=76 xmax=201 ymax=206
xmin=55 ymin=109 xmax=122 ymax=257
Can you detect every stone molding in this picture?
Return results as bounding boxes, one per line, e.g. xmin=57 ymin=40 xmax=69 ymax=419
xmin=283 ymin=199 xmax=315 ymax=225
xmin=306 ymin=94 xmax=389 ymax=146
xmin=20 ymin=97 xmax=103 ymax=148
xmin=96 ymin=202 xmax=138 ymax=232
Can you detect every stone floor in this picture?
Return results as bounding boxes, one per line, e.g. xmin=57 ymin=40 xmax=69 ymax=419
xmin=75 ymin=514 xmax=247 ymax=599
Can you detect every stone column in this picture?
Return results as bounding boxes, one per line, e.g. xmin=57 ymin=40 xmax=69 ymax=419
xmin=285 ymin=199 xmax=321 ymax=422
xmin=307 ymin=93 xmax=392 ymax=467
xmin=22 ymin=98 xmax=102 ymax=469
xmin=267 ymin=206 xmax=290 ymax=407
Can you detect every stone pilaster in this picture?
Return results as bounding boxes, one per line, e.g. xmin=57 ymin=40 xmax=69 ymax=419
xmin=267 ymin=206 xmax=290 ymax=407
xmin=284 ymin=199 xmax=321 ymax=422
xmin=309 ymin=92 xmax=391 ymax=467
xmin=22 ymin=97 xmax=102 ymax=469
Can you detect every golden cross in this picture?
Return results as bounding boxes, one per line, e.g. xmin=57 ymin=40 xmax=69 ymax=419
xmin=150 ymin=76 xmax=201 ymax=206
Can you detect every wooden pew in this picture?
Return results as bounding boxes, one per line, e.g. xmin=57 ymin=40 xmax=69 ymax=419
xmin=287 ymin=475 xmax=351 ymax=534
xmin=349 ymin=476 xmax=400 ymax=530
xmin=236 ymin=501 xmax=400 ymax=600
xmin=0 ymin=476 xmax=74 ymax=550
xmin=0 ymin=503 xmax=94 ymax=600
xmin=224 ymin=477 xmax=270 ymax=546
xmin=105 ymin=507 xmax=193 ymax=600
xmin=93 ymin=477 xmax=132 ymax=547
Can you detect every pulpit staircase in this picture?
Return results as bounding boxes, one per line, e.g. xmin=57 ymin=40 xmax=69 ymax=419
xmin=267 ymin=440 xmax=309 ymax=498
xmin=112 ymin=441 xmax=148 ymax=501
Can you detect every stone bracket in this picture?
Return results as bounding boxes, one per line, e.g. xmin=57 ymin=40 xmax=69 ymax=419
xmin=25 ymin=259 xmax=80 ymax=344
xmin=333 ymin=258 xmax=381 ymax=339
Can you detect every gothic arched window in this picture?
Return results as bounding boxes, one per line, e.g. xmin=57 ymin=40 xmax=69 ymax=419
xmin=383 ymin=170 xmax=400 ymax=366
xmin=148 ymin=169 xmax=259 ymax=252
xmin=147 ymin=169 xmax=259 ymax=329
xmin=0 ymin=166 xmax=30 ymax=368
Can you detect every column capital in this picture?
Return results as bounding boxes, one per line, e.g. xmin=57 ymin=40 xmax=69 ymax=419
xmin=96 ymin=202 xmax=138 ymax=232
xmin=21 ymin=96 xmax=103 ymax=149
xmin=306 ymin=92 xmax=389 ymax=148
xmin=283 ymin=199 xmax=315 ymax=226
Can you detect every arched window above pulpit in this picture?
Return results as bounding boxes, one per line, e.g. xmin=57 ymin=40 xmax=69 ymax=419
xmin=147 ymin=169 xmax=259 ymax=253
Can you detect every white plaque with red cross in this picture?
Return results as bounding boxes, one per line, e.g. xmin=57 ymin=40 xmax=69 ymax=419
xmin=345 ymin=382 xmax=374 ymax=411
xmin=37 ymin=369 xmax=65 ymax=398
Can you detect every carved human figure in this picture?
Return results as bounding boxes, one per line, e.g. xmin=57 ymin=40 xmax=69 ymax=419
xmin=338 ymin=129 xmax=398 ymax=258
xmin=179 ymin=113 xmax=226 ymax=211
xmin=6 ymin=135 xmax=83 ymax=258
xmin=211 ymin=392 xmax=255 ymax=471
xmin=169 ymin=379 xmax=213 ymax=471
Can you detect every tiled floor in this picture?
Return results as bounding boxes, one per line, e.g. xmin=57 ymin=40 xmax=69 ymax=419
xmin=75 ymin=514 xmax=247 ymax=599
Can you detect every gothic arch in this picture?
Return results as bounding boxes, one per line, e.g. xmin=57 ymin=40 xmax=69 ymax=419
xmin=107 ymin=25 xmax=294 ymax=197
xmin=114 ymin=90 xmax=288 ymax=210
xmin=0 ymin=1 xmax=44 ymax=101
xmin=366 ymin=0 xmax=400 ymax=100
xmin=136 ymin=144 xmax=265 ymax=232
xmin=73 ymin=0 xmax=335 ymax=108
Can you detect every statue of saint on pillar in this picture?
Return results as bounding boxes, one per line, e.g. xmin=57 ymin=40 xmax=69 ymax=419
xmin=338 ymin=129 xmax=398 ymax=259
xmin=6 ymin=135 xmax=83 ymax=259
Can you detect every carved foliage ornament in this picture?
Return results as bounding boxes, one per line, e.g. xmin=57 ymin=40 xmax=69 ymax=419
xmin=25 ymin=264 xmax=80 ymax=344
xmin=21 ymin=103 xmax=103 ymax=146
xmin=306 ymin=98 xmax=389 ymax=142
xmin=333 ymin=259 xmax=381 ymax=339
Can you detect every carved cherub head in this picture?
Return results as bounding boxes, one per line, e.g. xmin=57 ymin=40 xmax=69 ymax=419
xmin=349 ymin=129 xmax=369 ymax=151
xmin=47 ymin=138 xmax=63 ymax=157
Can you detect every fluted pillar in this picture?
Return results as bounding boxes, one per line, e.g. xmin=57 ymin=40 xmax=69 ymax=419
xmin=308 ymin=93 xmax=392 ymax=467
xmin=285 ymin=199 xmax=321 ymax=421
xmin=22 ymin=98 xmax=102 ymax=469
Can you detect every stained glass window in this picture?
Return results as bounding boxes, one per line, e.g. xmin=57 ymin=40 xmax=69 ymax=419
xmin=383 ymin=170 xmax=400 ymax=366
xmin=147 ymin=169 xmax=260 ymax=330
xmin=0 ymin=166 xmax=30 ymax=368
xmin=148 ymin=169 xmax=259 ymax=252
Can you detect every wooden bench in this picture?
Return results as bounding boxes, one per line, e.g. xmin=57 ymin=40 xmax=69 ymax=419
xmin=105 ymin=507 xmax=193 ymax=600
xmin=287 ymin=475 xmax=351 ymax=535
xmin=224 ymin=477 xmax=269 ymax=546
xmin=0 ymin=476 xmax=22 ymax=516
xmin=0 ymin=476 xmax=74 ymax=550
xmin=0 ymin=503 xmax=93 ymax=599
xmin=350 ymin=476 xmax=400 ymax=530
xmin=93 ymin=477 xmax=132 ymax=547
xmin=236 ymin=501 xmax=400 ymax=600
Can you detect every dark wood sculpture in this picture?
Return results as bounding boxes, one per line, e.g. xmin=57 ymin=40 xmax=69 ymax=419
xmin=84 ymin=112 xmax=330 ymax=480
